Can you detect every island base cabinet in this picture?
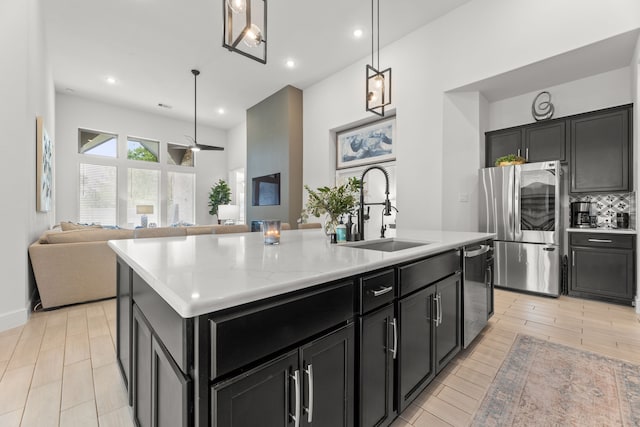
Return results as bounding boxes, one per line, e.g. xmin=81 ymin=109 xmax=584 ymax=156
xmin=435 ymin=273 xmax=462 ymax=372
xmin=133 ymin=305 xmax=192 ymax=427
xmin=358 ymin=304 xmax=395 ymax=427
xmin=397 ymin=285 xmax=436 ymax=413
xmin=212 ymin=323 xmax=354 ymax=427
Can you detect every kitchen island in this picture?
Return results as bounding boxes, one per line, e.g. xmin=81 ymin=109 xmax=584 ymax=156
xmin=109 ymin=228 xmax=494 ymax=427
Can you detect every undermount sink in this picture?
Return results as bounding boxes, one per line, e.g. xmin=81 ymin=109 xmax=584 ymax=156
xmin=343 ymin=238 xmax=431 ymax=252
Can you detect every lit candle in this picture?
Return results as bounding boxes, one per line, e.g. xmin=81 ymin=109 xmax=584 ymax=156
xmin=263 ymin=220 xmax=281 ymax=245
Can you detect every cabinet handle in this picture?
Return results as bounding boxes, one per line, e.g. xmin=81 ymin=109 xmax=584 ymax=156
xmin=525 ymin=147 xmax=529 ymax=161
xmin=304 ymin=364 xmax=314 ymax=423
xmin=371 ymin=286 xmax=393 ymax=297
xmin=438 ymin=293 xmax=443 ymax=326
xmin=290 ymin=370 xmax=300 ymax=427
xmin=390 ymin=318 xmax=398 ymax=360
xmin=486 ymin=267 xmax=492 ymax=287
xmin=432 ymin=297 xmax=438 ymax=325
xmin=517 ymin=148 xmax=521 ymax=157
xmin=587 ymin=238 xmax=612 ymax=243
xmin=572 ymin=251 xmax=575 ymax=267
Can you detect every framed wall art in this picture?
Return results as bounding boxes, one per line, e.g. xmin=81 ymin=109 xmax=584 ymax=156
xmin=36 ymin=116 xmax=53 ymax=212
xmin=336 ymin=116 xmax=396 ymax=169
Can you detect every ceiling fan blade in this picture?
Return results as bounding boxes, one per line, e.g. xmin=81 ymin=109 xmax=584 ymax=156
xmin=195 ymin=144 xmax=224 ymax=151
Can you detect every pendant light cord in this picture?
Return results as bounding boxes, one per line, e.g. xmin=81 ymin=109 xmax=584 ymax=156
xmin=370 ymin=0 xmax=380 ymax=69
xmin=377 ymin=0 xmax=380 ymax=70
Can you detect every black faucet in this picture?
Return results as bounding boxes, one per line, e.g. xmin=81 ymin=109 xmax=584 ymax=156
xmin=357 ymin=165 xmax=394 ymax=241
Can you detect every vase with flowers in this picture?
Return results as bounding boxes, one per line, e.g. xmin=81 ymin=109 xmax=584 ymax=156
xmin=303 ymin=177 xmax=361 ymax=238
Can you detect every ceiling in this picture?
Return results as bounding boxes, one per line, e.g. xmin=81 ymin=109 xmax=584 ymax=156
xmin=43 ymin=0 xmax=473 ymax=133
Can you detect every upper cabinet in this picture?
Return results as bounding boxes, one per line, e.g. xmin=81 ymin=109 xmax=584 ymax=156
xmin=570 ymin=105 xmax=632 ymax=194
xmin=485 ymin=104 xmax=633 ymax=194
xmin=485 ymin=119 xmax=566 ymax=167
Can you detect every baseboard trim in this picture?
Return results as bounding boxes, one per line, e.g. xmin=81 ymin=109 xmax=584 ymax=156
xmin=0 ymin=308 xmax=29 ymax=332
xmin=635 ymin=295 xmax=640 ymax=314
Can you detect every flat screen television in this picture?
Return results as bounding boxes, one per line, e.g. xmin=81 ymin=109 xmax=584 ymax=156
xmin=252 ymin=173 xmax=281 ymax=206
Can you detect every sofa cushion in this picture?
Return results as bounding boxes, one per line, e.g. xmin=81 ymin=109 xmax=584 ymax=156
xmin=60 ymin=221 xmax=103 ymax=231
xmin=47 ymin=228 xmax=134 ymax=244
xmin=134 ymin=227 xmax=187 ymax=238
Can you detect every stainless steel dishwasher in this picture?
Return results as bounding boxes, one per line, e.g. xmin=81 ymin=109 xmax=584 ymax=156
xmin=462 ymin=241 xmax=494 ymax=348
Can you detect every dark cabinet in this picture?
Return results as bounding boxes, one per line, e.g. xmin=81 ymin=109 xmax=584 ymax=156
xmin=358 ymin=304 xmax=395 ymax=427
xmin=397 ymin=284 xmax=436 ymax=412
xmin=570 ymin=105 xmax=632 ymax=193
xmin=523 ymin=120 xmax=566 ymax=163
xmin=569 ymin=233 xmax=635 ymax=305
xmin=485 ymin=128 xmax=522 ymax=167
xmin=116 ymin=257 xmax=132 ymax=404
xmin=434 ymin=272 xmax=462 ymax=372
xmin=132 ymin=305 xmax=192 ymax=427
xmin=485 ymin=120 xmax=566 ymax=167
xmin=212 ymin=323 xmax=355 ymax=427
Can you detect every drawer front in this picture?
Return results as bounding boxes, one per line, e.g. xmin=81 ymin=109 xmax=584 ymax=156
xmin=210 ymin=280 xmax=354 ymax=379
xmin=398 ymin=250 xmax=460 ymax=297
xmin=359 ymin=269 xmax=395 ymax=314
xmin=569 ymin=233 xmax=634 ymax=249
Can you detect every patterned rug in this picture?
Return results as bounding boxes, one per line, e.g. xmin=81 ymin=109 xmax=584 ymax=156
xmin=471 ymin=335 xmax=640 ymax=427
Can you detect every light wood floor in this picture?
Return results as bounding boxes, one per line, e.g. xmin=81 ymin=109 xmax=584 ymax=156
xmin=0 ymin=290 xmax=639 ymax=426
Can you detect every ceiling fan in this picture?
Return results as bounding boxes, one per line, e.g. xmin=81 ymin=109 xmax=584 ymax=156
xmin=186 ymin=69 xmax=224 ymax=152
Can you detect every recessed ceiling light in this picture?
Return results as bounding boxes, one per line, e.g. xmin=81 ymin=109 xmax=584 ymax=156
xmin=285 ymin=59 xmax=296 ymax=68
xmin=353 ymin=28 xmax=364 ymax=38
xmin=106 ymin=76 xmax=117 ymax=85
xmin=217 ymin=108 xmax=225 ymax=115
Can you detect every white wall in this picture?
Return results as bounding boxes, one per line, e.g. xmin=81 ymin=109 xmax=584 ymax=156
xmin=303 ymin=0 xmax=640 ymax=233
xmin=489 ymin=67 xmax=633 ymax=130
xmin=227 ymin=121 xmax=247 ymax=172
xmin=0 ymin=0 xmax=55 ymax=331
xmin=56 ymin=94 xmax=227 ymax=226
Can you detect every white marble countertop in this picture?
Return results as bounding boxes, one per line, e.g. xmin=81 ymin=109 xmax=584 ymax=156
xmin=566 ymin=227 xmax=636 ymax=235
xmin=108 ymin=228 xmax=494 ymax=318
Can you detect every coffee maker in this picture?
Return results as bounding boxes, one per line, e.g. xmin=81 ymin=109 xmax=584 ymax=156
xmin=570 ymin=202 xmax=592 ymax=228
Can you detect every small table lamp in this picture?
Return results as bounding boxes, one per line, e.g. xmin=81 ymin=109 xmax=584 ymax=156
xmin=136 ymin=205 xmax=154 ymax=228
xmin=217 ymin=204 xmax=240 ymax=225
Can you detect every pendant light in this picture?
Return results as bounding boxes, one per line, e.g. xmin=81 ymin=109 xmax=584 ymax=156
xmin=366 ymin=0 xmax=391 ymax=116
xmin=223 ymin=0 xmax=267 ymax=64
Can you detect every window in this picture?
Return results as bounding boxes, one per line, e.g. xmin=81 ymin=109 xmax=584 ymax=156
xmin=167 ymin=143 xmax=194 ymax=167
xmin=79 ymin=129 xmax=117 ymax=157
xmin=127 ymin=168 xmax=160 ymax=227
xmin=79 ymin=163 xmax=117 ymax=225
xmin=128 ymin=137 xmax=159 ymax=163
xmin=168 ymin=172 xmax=195 ymax=225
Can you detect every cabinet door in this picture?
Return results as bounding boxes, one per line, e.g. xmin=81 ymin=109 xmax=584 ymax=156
xmin=570 ymin=247 xmax=634 ymax=303
xmin=570 ymin=107 xmax=631 ymax=193
xmin=300 ymin=323 xmax=354 ymax=427
xmin=358 ymin=305 xmax=395 ymax=427
xmin=485 ymin=128 xmax=522 ymax=167
xmin=116 ymin=258 xmax=132 ymax=404
xmin=397 ymin=285 xmax=435 ymax=412
xmin=435 ymin=273 xmax=461 ymax=372
xmin=524 ymin=120 xmax=566 ymax=163
xmin=133 ymin=305 xmax=153 ymax=427
xmin=152 ymin=337 xmax=192 ymax=427
xmin=212 ymin=350 xmax=299 ymax=427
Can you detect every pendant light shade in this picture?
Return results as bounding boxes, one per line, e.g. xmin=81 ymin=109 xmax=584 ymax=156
xmin=366 ymin=0 xmax=391 ymax=116
xmin=223 ymin=0 xmax=267 ymax=64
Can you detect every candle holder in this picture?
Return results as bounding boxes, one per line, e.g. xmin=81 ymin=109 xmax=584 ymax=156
xmin=262 ymin=220 xmax=281 ymax=245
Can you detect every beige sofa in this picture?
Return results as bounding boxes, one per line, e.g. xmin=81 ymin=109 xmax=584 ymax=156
xmin=28 ymin=224 xmax=249 ymax=309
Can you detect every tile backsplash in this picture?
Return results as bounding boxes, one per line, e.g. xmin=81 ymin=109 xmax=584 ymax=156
xmin=569 ymin=193 xmax=635 ymax=229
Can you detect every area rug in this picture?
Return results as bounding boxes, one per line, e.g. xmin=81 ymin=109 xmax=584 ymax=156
xmin=471 ymin=334 xmax=640 ymax=427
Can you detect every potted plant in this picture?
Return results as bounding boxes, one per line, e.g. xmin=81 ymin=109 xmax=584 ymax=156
xmin=208 ymin=179 xmax=231 ymax=223
xmin=303 ymin=177 xmax=361 ymax=235
xmin=495 ymin=154 xmax=526 ymax=167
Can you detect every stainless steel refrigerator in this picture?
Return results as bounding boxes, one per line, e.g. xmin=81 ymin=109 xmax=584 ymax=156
xmin=479 ymin=161 xmax=561 ymax=297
